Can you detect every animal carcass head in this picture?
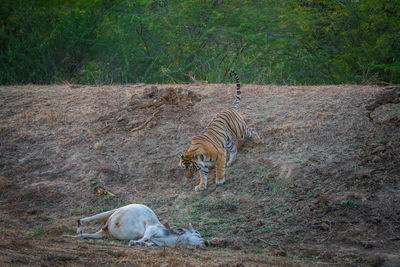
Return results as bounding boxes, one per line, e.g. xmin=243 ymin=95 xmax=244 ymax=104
xmin=171 ymin=223 xmax=208 ymax=247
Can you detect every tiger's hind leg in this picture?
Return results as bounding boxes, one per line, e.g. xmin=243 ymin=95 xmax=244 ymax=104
xmin=226 ymin=140 xmax=238 ymax=167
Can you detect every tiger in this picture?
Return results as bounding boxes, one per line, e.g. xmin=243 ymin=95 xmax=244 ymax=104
xmin=179 ymin=70 xmax=262 ymax=191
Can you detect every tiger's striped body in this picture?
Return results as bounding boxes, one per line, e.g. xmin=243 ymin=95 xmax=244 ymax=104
xmin=179 ymin=70 xmax=261 ymax=191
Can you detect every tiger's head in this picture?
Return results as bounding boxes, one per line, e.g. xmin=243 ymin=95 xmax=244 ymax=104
xmin=179 ymin=153 xmax=201 ymax=179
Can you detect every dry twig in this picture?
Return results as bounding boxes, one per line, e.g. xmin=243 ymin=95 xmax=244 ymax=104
xmin=130 ymin=110 xmax=160 ymax=132
xmin=110 ymin=155 xmax=122 ymax=176
xmin=94 ymin=185 xmax=116 ymax=197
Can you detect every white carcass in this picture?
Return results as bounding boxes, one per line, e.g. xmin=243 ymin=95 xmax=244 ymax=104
xmin=75 ymin=204 xmax=208 ymax=247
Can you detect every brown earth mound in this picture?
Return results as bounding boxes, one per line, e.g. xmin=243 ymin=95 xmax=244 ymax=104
xmin=0 ymin=83 xmax=399 ymax=266
xmin=97 ymin=86 xmax=201 ymax=133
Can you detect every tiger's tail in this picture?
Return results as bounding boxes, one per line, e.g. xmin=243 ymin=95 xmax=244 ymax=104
xmin=230 ymin=70 xmax=241 ymax=109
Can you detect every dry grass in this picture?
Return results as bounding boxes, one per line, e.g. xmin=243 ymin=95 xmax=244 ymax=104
xmin=0 ymin=84 xmax=399 ymax=266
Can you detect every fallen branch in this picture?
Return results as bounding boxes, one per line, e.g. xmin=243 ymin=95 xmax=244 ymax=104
xmin=139 ymin=100 xmax=165 ymax=109
xmin=94 ymin=185 xmax=116 ymax=197
xmin=130 ymin=110 xmax=160 ymax=132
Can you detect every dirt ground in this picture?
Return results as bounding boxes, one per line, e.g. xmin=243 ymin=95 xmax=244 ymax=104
xmin=0 ymin=83 xmax=399 ymax=266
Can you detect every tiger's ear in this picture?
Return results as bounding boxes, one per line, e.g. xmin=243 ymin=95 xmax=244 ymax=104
xmin=180 ymin=154 xmax=184 ymax=159
xmin=193 ymin=153 xmax=197 ymax=159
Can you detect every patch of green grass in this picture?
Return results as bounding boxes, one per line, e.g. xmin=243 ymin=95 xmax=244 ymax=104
xmin=102 ymin=206 xmax=114 ymax=211
xmin=341 ymin=200 xmax=361 ymax=208
xmin=288 ymin=252 xmax=319 ymax=264
xmin=169 ymin=215 xmax=188 ymax=227
xmin=252 ymin=248 xmax=264 ymax=254
xmin=143 ymin=196 xmax=168 ymax=208
xmin=69 ymin=208 xmax=84 ymax=217
xmin=232 ymin=215 xmax=245 ymax=223
xmin=191 ymin=197 xmax=239 ymax=215
xmin=293 ymin=158 xmax=302 ymax=164
xmin=285 ymin=216 xmax=295 ymax=223
xmin=263 ymin=222 xmax=277 ymax=233
xmin=252 ymin=165 xmax=271 ymax=179
xmin=25 ymin=226 xmax=45 ymax=238
xmin=101 ymin=199 xmax=126 ymax=211
xmin=321 ymin=203 xmax=328 ymax=213
xmin=96 ymin=194 xmax=113 ymax=204
xmin=33 ymin=226 xmax=44 ymax=236
xmin=187 ymin=195 xmax=201 ymax=204
xmin=284 ymin=226 xmax=306 ymax=241
xmin=189 ymin=206 xmax=201 ymax=217
xmin=116 ymin=199 xmax=126 ymax=207
xmin=312 ymin=183 xmax=322 ymax=193
xmin=184 ymin=196 xmax=239 ymax=238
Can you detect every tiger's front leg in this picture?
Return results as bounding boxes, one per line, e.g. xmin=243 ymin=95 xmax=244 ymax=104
xmin=195 ymin=168 xmax=208 ymax=191
xmin=215 ymin=152 xmax=226 ymax=185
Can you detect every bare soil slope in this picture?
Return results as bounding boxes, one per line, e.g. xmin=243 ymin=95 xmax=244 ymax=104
xmin=0 ymin=84 xmax=399 ymax=266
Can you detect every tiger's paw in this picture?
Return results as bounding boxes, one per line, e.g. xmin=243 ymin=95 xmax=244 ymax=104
xmin=195 ymin=185 xmax=207 ymax=192
xmin=257 ymin=138 xmax=265 ymax=145
xmin=256 ymin=136 xmax=265 ymax=145
xmin=216 ymin=178 xmax=226 ymax=185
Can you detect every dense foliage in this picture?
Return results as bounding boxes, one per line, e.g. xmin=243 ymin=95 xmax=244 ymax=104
xmin=1 ymin=0 xmax=399 ymax=85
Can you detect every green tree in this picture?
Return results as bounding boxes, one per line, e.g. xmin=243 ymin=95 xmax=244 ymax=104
xmin=1 ymin=0 xmax=398 ymax=85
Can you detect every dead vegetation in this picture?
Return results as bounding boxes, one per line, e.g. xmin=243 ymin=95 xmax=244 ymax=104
xmin=366 ymin=86 xmax=400 ymax=126
xmin=0 ymin=83 xmax=399 ymax=266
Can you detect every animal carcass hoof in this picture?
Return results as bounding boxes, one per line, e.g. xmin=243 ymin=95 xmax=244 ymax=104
xmin=76 ymin=227 xmax=82 ymax=236
xmin=130 ymin=240 xmax=146 ymax=246
xmin=195 ymin=185 xmax=206 ymax=191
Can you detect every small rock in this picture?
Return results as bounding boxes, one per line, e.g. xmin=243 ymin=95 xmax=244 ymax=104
xmin=246 ymin=215 xmax=257 ymax=221
xmin=361 ymin=240 xmax=377 ymax=249
xmin=27 ymin=208 xmax=38 ymax=215
xmin=93 ymin=141 xmax=104 ymax=150
xmin=320 ymin=222 xmax=330 ymax=231
xmin=276 ymin=250 xmax=287 ymax=257
xmin=379 ymin=151 xmax=390 ymax=159
xmin=373 ymin=156 xmax=382 ymax=163
xmin=372 ymin=145 xmax=386 ymax=154
xmin=366 ymin=217 xmax=381 ymax=224
xmin=253 ymin=220 xmax=264 ymax=227
xmin=366 ymin=253 xmax=386 ymax=266
xmin=380 ymin=139 xmax=388 ymax=145
xmin=355 ymin=169 xmax=372 ymax=179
